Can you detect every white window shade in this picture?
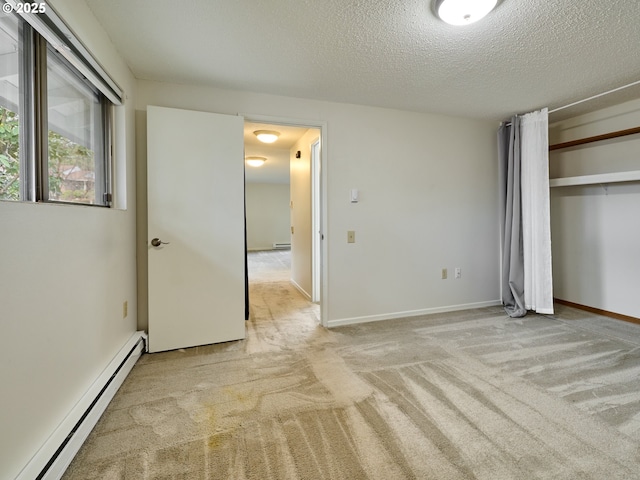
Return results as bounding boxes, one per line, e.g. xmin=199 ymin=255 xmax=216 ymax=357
xmin=5 ymin=0 xmax=123 ymax=105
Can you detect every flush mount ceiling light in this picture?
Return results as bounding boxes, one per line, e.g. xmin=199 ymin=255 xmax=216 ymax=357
xmin=434 ymin=0 xmax=498 ymax=26
xmin=245 ymin=156 xmax=267 ymax=167
xmin=254 ymin=130 xmax=280 ymax=143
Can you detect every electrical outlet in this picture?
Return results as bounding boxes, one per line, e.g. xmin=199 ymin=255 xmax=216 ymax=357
xmin=441 ymin=268 xmax=447 ymax=279
xmin=455 ymin=268 xmax=461 ymax=279
xmin=347 ymin=230 xmax=355 ymax=243
xmin=123 ymin=301 xmax=128 ymax=318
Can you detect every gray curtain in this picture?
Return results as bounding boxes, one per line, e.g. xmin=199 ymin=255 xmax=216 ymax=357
xmin=498 ymin=117 xmax=527 ymax=317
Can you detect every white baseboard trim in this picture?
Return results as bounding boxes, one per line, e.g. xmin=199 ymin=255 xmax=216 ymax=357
xmin=327 ymin=300 xmax=502 ymax=328
xmin=290 ymin=279 xmax=311 ymax=300
xmin=16 ymin=331 xmax=148 ymax=480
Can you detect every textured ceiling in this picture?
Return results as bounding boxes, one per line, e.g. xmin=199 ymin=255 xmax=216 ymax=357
xmin=85 ymin=0 xmax=640 ymax=121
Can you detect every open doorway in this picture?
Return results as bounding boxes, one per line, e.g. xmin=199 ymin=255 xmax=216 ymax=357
xmin=244 ymin=120 xmax=323 ymax=324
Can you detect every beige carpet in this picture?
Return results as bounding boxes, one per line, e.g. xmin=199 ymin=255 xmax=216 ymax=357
xmin=63 ymin=250 xmax=640 ymax=479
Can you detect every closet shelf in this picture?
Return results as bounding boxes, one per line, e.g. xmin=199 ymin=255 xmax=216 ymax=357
xmin=549 ymin=170 xmax=640 ymax=187
xmin=549 ymin=126 xmax=640 ymax=151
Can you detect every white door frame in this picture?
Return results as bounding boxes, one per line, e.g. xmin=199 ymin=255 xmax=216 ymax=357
xmin=243 ymin=114 xmax=329 ymax=328
xmin=311 ymin=139 xmax=321 ymax=303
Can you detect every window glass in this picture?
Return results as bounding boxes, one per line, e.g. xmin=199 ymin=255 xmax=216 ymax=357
xmin=47 ymin=47 xmax=106 ymax=205
xmin=0 ymin=13 xmax=21 ymax=201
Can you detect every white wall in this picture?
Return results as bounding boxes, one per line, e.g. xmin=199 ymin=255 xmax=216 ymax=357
xmin=136 ymin=80 xmax=500 ymax=326
xmin=290 ymin=129 xmax=319 ymax=297
xmin=0 ymin=1 xmax=137 ymax=478
xmin=550 ymin=99 xmax=640 ymax=318
xmin=246 ymin=183 xmax=291 ymax=251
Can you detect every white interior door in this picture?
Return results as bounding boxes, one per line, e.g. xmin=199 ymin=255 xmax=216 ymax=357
xmin=147 ymin=106 xmax=246 ymax=353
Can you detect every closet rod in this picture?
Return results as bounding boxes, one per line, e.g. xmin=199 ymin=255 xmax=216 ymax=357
xmin=548 ymin=78 xmax=640 ymax=114
xmin=549 ymin=125 xmax=640 ymax=151
xmin=501 ymin=78 xmax=640 ymax=126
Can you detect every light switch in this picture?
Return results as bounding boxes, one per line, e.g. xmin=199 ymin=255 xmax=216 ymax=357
xmin=350 ymin=189 xmax=359 ymax=203
xmin=347 ymin=231 xmax=355 ymax=243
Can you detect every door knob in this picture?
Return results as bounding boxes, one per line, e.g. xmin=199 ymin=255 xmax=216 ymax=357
xmin=151 ymin=238 xmax=169 ymax=247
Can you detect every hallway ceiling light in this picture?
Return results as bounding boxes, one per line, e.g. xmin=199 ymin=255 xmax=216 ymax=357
xmin=434 ymin=0 xmax=498 ymax=26
xmin=245 ymin=156 xmax=267 ymax=167
xmin=254 ymin=130 xmax=280 ymax=143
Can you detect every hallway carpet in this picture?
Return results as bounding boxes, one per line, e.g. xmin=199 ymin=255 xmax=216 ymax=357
xmin=63 ymin=250 xmax=640 ymax=479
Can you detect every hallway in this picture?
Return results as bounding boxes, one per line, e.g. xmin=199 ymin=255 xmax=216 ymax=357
xmin=245 ymin=249 xmax=321 ymax=354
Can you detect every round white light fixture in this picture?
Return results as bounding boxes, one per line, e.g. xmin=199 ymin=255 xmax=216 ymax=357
xmin=434 ymin=0 xmax=498 ymax=26
xmin=254 ymin=130 xmax=280 ymax=143
xmin=245 ymin=156 xmax=267 ymax=167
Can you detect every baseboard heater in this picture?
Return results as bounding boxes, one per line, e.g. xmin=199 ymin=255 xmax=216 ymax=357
xmin=16 ymin=331 xmax=148 ymax=480
xmin=272 ymin=243 xmax=291 ymax=250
